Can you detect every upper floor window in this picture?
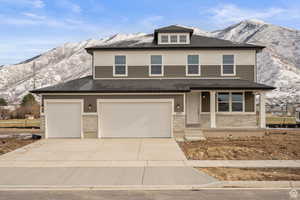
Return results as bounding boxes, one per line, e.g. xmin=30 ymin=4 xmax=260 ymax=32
xmin=150 ymin=55 xmax=163 ymax=76
xmin=161 ymin=35 xmax=169 ymax=43
xmin=158 ymin=33 xmax=189 ymax=44
xmin=170 ymin=35 xmax=178 ymax=43
xmin=186 ymin=55 xmax=200 ymax=76
xmin=114 ymin=55 xmax=127 ymax=76
xmin=222 ymin=55 xmax=235 ymax=76
xmin=179 ymin=35 xmax=187 ymax=43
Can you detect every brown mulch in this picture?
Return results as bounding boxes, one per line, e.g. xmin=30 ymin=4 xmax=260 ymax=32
xmin=0 ymin=138 xmax=35 ymax=155
xmin=199 ymin=168 xmax=300 ymax=181
xmin=178 ymin=131 xmax=300 ymax=160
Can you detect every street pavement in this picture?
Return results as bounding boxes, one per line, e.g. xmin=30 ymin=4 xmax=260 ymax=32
xmin=0 ymin=189 xmax=298 ymax=200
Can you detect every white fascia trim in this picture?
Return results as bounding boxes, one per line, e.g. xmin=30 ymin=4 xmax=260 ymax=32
xmin=221 ymin=54 xmax=236 ymax=76
xmin=41 ymin=92 xmax=185 ymax=95
xmin=93 ymin=77 xmax=240 ymax=80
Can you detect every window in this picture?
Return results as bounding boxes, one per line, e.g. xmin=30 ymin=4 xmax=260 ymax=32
xmin=170 ymin=35 xmax=178 ymax=43
xmin=150 ymin=55 xmax=163 ymax=76
xmin=222 ymin=55 xmax=235 ymax=75
xmin=187 ymin=55 xmax=200 ymax=75
xmin=218 ymin=93 xmax=230 ymax=112
xmin=217 ymin=92 xmax=244 ymax=112
xmin=179 ymin=35 xmax=187 ymax=43
xmin=232 ymin=93 xmax=243 ymax=112
xmin=161 ymin=35 xmax=168 ymax=43
xmin=114 ymin=55 xmax=126 ymax=76
xmin=158 ymin=34 xmax=189 ymax=44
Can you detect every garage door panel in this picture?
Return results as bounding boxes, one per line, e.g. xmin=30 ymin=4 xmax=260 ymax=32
xmin=46 ymin=102 xmax=81 ymax=138
xmin=100 ymin=102 xmax=172 ymax=138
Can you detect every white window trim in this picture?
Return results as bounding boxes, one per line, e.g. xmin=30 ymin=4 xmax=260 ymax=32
xmin=158 ymin=33 xmax=190 ymax=44
xmin=149 ymin=55 xmax=164 ymax=76
xmin=217 ymin=92 xmax=245 ymax=113
xmin=221 ymin=54 xmax=236 ymax=76
xmin=186 ymin=54 xmax=201 ymax=76
xmin=113 ymin=55 xmax=127 ymax=77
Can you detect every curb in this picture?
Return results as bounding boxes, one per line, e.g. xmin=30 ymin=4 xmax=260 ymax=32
xmin=0 ymin=181 xmax=299 ymax=191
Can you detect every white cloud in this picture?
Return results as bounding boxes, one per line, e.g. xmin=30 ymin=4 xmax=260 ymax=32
xmin=209 ymin=4 xmax=285 ymax=27
xmin=22 ymin=12 xmax=46 ymax=19
xmin=0 ymin=0 xmax=45 ymax=8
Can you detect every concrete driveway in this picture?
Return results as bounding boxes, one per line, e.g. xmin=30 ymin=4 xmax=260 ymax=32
xmin=0 ymin=139 xmax=219 ymax=189
xmin=0 ymin=139 xmax=187 ymax=167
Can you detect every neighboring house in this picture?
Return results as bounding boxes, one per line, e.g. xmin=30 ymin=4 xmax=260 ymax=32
xmin=31 ymin=25 xmax=275 ymax=139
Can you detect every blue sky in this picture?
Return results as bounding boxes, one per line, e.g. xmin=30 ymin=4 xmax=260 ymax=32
xmin=1 ymin=0 xmax=299 ymax=65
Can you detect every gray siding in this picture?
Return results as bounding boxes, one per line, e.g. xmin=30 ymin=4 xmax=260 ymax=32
xmin=245 ymin=92 xmax=255 ymax=112
xmin=43 ymin=94 xmax=184 ymax=113
xmin=236 ymin=65 xmax=254 ymax=81
xmin=95 ymin=66 xmax=112 ymax=78
xmin=201 ymin=65 xmax=220 ymax=77
xmin=128 ymin=66 xmax=148 ymax=78
xmin=95 ymin=65 xmax=255 ymax=80
xmin=164 ymin=65 xmax=186 ymax=77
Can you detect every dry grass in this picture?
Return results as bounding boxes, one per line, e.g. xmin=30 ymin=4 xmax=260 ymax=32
xmin=0 ymin=138 xmax=35 ymax=155
xmin=178 ymin=131 xmax=300 ymax=160
xmin=199 ymin=168 xmax=300 ymax=181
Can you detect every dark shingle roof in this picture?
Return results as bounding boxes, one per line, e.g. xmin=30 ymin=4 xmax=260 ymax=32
xmin=31 ymin=76 xmax=275 ymax=94
xmin=154 ymin=25 xmax=194 ymax=33
xmin=86 ymin=34 xmax=264 ymax=51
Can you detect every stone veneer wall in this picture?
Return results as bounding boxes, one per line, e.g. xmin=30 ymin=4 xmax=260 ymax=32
xmin=82 ymin=115 xmax=98 ymax=138
xmin=199 ymin=114 xmax=210 ymax=128
xmin=216 ymin=114 xmax=258 ymax=128
xmin=173 ymin=114 xmax=185 ymax=138
xmin=40 ymin=115 xmax=45 ymax=132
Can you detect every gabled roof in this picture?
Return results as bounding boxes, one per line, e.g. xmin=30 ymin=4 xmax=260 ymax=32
xmin=31 ymin=76 xmax=275 ymax=94
xmin=154 ymin=25 xmax=194 ymax=34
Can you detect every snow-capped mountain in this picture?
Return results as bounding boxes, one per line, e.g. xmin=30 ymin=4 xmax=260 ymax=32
xmin=212 ymin=19 xmax=300 ymax=105
xmin=1 ymin=20 xmax=300 ymax=105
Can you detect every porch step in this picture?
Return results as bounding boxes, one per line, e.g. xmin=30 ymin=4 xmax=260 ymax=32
xmin=184 ymin=128 xmax=206 ymax=141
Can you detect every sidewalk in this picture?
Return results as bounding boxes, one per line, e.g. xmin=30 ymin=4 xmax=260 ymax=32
xmin=1 ymin=160 xmax=299 ymax=167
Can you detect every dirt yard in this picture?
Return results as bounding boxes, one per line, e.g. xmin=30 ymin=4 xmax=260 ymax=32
xmin=198 ymin=168 xmax=300 ymax=181
xmin=0 ymin=138 xmax=35 ymax=155
xmin=178 ymin=131 xmax=300 ymax=160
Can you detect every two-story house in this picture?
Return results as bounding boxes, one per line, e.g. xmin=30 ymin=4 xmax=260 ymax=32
xmin=31 ymin=25 xmax=275 ymax=139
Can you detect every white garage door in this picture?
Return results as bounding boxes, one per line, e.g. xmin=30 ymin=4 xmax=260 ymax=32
xmin=99 ymin=100 xmax=172 ymax=138
xmin=45 ymin=101 xmax=82 ymax=138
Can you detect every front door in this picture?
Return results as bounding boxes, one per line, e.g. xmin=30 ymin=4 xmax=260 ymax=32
xmin=186 ymin=93 xmax=200 ymax=124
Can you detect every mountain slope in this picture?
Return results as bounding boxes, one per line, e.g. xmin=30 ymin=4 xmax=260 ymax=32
xmin=212 ymin=19 xmax=300 ymax=104
xmin=1 ymin=21 xmax=300 ymax=105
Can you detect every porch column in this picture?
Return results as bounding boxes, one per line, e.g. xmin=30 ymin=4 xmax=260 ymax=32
xmin=210 ymin=91 xmax=216 ymax=128
xmin=259 ymin=91 xmax=266 ymax=128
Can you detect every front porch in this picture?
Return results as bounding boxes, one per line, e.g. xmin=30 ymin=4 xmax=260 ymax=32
xmin=178 ymin=90 xmax=267 ymax=140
